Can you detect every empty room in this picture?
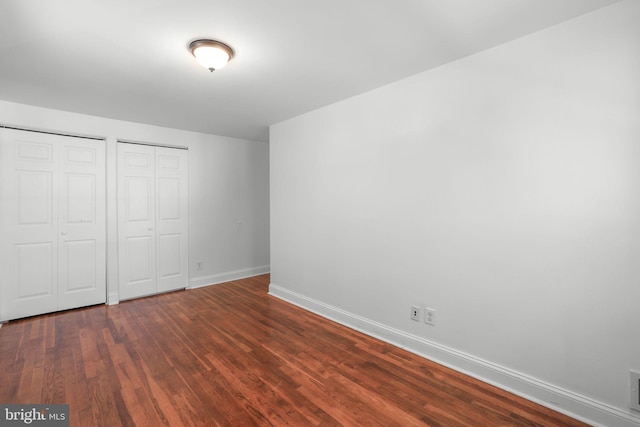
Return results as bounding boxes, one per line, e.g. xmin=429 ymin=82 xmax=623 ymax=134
xmin=1 ymin=1 xmax=639 ymax=426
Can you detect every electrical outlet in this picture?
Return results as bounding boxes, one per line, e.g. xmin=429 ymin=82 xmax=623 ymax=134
xmin=196 ymin=261 xmax=203 ymax=270
xmin=425 ymin=308 xmax=436 ymax=326
xmin=410 ymin=306 xmax=421 ymax=322
xmin=631 ymin=370 xmax=640 ymax=411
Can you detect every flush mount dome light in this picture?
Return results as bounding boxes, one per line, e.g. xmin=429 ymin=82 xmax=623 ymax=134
xmin=189 ymin=39 xmax=234 ymax=72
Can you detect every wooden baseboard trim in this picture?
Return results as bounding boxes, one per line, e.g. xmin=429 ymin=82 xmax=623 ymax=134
xmin=269 ymin=283 xmax=640 ymax=427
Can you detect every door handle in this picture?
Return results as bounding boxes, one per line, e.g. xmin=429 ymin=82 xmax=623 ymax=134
xmin=148 ymin=227 xmax=153 ymax=231
xmin=61 ymin=231 xmax=67 ymax=236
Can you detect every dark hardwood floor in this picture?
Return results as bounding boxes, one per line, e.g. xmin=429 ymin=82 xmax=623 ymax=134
xmin=0 ymin=274 xmax=588 ymax=426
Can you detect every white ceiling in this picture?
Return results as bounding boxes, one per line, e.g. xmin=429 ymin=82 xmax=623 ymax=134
xmin=0 ymin=0 xmax=619 ymax=142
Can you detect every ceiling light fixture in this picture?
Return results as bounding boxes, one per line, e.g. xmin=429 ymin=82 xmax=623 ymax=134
xmin=189 ymin=39 xmax=234 ymax=72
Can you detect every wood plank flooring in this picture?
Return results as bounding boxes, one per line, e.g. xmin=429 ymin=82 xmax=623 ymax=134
xmin=0 ymin=274 xmax=589 ymax=426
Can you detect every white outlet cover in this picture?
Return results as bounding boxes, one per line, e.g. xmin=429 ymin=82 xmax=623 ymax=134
xmin=410 ymin=306 xmax=421 ymax=322
xmin=425 ymin=308 xmax=436 ymax=326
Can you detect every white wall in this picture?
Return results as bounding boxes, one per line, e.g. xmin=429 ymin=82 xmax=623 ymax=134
xmin=0 ymin=99 xmax=270 ymax=302
xmin=270 ymin=2 xmax=640 ymax=426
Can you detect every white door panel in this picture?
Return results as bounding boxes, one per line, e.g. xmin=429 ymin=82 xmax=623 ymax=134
xmin=125 ymin=151 xmax=153 ymax=169
xmin=16 ymin=171 xmax=54 ymax=224
xmin=125 ymin=236 xmax=154 ymax=282
xmin=16 ymin=140 xmax=53 ymax=161
xmin=125 ymin=177 xmax=153 ymax=221
xmin=9 ymin=242 xmax=57 ymax=320
xmin=58 ymin=137 xmax=106 ymax=310
xmin=15 ymin=242 xmax=55 ymax=297
xmin=64 ymin=174 xmax=96 ymax=223
xmin=62 ymin=239 xmax=96 ymax=291
xmin=118 ymin=144 xmax=156 ymax=300
xmin=155 ymin=147 xmax=188 ymax=293
xmin=158 ymin=178 xmax=180 ymax=220
xmin=0 ymin=128 xmax=105 ymax=321
xmin=1 ymin=130 xmax=58 ymax=320
xmin=63 ymin=145 xmax=96 ymax=165
xmin=158 ymin=233 xmax=182 ymax=277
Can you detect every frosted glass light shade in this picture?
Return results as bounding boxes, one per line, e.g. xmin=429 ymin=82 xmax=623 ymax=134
xmin=189 ymin=39 xmax=234 ymax=72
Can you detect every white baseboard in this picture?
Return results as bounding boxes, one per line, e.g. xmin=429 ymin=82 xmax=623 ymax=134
xmin=106 ymin=266 xmax=270 ymax=304
xmin=190 ymin=265 xmax=270 ymax=289
xmin=269 ymin=283 xmax=640 ymax=427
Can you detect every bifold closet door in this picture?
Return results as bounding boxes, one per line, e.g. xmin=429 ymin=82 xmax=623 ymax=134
xmin=155 ymin=147 xmax=189 ymax=293
xmin=117 ymin=143 xmax=189 ymax=300
xmin=0 ymin=128 xmax=106 ymax=321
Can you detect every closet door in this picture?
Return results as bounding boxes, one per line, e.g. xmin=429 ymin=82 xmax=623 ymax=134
xmin=0 ymin=128 xmax=106 ymax=321
xmin=156 ymin=147 xmax=189 ymax=293
xmin=117 ymin=143 xmax=189 ymax=300
xmin=117 ymin=144 xmax=157 ymax=300
xmin=58 ymin=138 xmax=107 ymax=310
